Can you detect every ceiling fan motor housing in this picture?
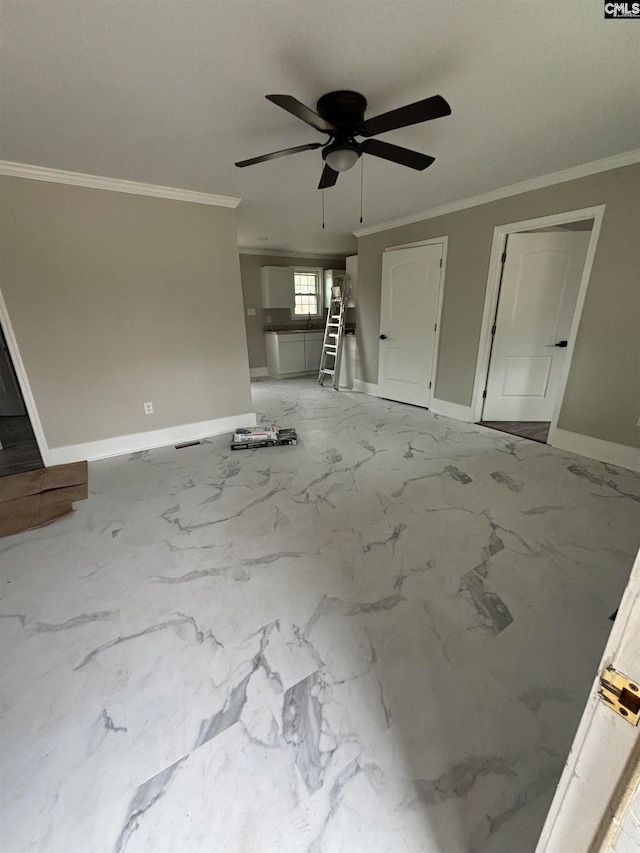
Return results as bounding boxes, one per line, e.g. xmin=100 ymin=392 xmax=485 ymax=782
xmin=316 ymin=91 xmax=368 ymax=131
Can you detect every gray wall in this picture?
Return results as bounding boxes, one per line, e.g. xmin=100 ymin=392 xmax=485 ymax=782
xmin=0 ymin=176 xmax=253 ymax=449
xmin=357 ymin=163 xmax=640 ymax=449
xmin=239 ymin=253 xmax=346 ymax=369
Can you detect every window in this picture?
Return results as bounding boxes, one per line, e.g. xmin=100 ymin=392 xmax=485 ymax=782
xmin=292 ymin=268 xmax=322 ymax=318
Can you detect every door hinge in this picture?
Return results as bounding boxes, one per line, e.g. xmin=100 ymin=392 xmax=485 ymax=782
xmin=501 ymin=250 xmax=507 ymax=264
xmin=439 ymin=257 xmax=443 ymax=268
xmin=434 ymin=323 xmax=438 ymax=332
xmin=491 ymin=324 xmax=497 ymax=335
xmin=482 ymin=389 xmax=487 ymax=399
xmin=428 ymin=381 xmax=432 ymax=389
xmin=598 ymin=665 xmax=640 ymax=725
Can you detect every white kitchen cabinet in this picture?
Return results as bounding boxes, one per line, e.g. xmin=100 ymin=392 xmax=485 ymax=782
xmin=265 ymin=331 xmax=324 ymax=378
xmin=345 ymin=255 xmax=358 ymax=307
xmin=304 ymin=332 xmax=324 ymax=371
xmin=323 ymin=261 xmax=357 ymax=308
xmin=261 ymin=266 xmax=295 ymax=309
xmin=278 ymin=338 xmax=306 ymax=374
xmin=323 ymin=268 xmax=346 ymax=308
xmin=339 ymin=335 xmax=358 ymax=388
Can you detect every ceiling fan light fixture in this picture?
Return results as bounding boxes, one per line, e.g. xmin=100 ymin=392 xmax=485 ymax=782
xmin=324 ymin=143 xmax=361 ymax=172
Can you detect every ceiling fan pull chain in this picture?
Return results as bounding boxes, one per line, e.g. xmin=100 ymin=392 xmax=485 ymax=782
xmin=360 ymin=156 xmax=364 ymax=224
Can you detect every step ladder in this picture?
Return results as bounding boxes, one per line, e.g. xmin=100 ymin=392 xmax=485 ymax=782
xmin=318 ymin=274 xmax=350 ymax=390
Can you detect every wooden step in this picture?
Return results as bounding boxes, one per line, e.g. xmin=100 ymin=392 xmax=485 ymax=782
xmin=0 ymin=461 xmax=88 ymax=537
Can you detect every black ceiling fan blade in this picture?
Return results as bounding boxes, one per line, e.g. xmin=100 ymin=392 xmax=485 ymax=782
xmin=235 ymin=142 xmax=323 ymax=168
xmin=361 ymin=139 xmax=435 ymax=171
xmin=318 ymin=163 xmax=339 ymax=189
xmin=266 ymin=95 xmax=335 ymax=133
xmin=360 ymin=94 xmax=451 ymax=138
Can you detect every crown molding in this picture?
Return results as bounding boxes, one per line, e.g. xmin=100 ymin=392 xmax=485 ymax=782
xmin=353 ymin=148 xmax=640 ymax=238
xmin=238 ymin=247 xmax=347 ymax=259
xmin=0 ymin=161 xmax=241 ymax=208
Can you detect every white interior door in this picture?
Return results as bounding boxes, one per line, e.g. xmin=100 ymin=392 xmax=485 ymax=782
xmin=483 ymin=232 xmax=590 ymax=421
xmin=378 ymin=243 xmax=443 ymax=407
xmin=0 ymin=327 xmax=26 ymax=416
xmin=537 ymin=545 xmax=640 ymax=853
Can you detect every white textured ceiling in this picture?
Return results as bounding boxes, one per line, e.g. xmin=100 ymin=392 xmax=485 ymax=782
xmin=1 ymin=1 xmax=638 ymax=255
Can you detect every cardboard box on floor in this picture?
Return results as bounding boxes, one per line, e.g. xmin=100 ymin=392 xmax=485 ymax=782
xmin=0 ymin=461 xmax=88 ymax=537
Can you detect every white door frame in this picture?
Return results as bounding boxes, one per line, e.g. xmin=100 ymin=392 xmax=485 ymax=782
xmin=471 ymin=205 xmax=606 ymax=433
xmin=383 ymin=236 xmax=448 ymax=404
xmin=0 ymin=286 xmax=51 ymax=466
xmin=536 ymin=544 xmax=640 ymax=853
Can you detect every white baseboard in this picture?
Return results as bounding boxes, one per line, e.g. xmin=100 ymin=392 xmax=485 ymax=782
xmin=47 ymin=412 xmax=257 ymax=465
xmin=352 ymin=379 xmax=379 ymax=396
xmin=429 ymin=397 xmax=474 ymax=422
xmin=250 ymin=367 xmax=268 ymax=378
xmin=548 ymin=427 xmax=640 ymax=472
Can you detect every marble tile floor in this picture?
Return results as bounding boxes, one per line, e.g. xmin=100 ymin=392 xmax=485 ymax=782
xmin=1 ymin=377 xmax=639 ymax=853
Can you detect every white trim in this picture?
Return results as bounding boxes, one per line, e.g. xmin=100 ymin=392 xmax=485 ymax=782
xmin=428 ymin=398 xmax=474 ymax=422
xmin=547 ymin=212 xmax=605 ymax=433
xmin=353 ymin=149 xmax=640 ymax=238
xmin=352 ymin=379 xmax=379 ymax=396
xmin=384 ymin=238 xmax=447 ymax=251
xmin=548 ymin=428 xmax=640 ymax=472
xmin=471 ymin=205 xmax=606 ymax=438
xmin=239 ymin=248 xmax=348 ymax=259
xmin=0 ymin=286 xmax=51 ymax=466
xmin=536 ymin=546 xmax=640 ymax=853
xmin=0 ymin=161 xmax=241 ymax=208
xmin=250 ymin=367 xmax=268 ymax=378
xmin=47 ymin=412 xmax=257 ymax=465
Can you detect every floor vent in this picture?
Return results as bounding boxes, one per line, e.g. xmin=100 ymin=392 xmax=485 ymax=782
xmin=175 ymin=441 xmax=201 ymax=450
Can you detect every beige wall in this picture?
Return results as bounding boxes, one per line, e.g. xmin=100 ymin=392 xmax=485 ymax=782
xmin=239 ymin=253 xmax=346 ymax=369
xmin=0 ymin=177 xmax=253 ymax=449
xmin=357 ymin=163 xmax=640 ymax=448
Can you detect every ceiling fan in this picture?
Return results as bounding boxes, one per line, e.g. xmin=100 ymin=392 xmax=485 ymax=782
xmin=235 ymin=90 xmax=451 ymax=189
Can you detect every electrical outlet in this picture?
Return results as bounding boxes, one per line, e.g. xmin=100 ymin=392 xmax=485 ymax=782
xmin=247 ymin=308 xmax=256 ymax=316
xmin=144 ymin=402 xmax=153 ymax=415
xmin=266 ymin=315 xmax=272 ymax=323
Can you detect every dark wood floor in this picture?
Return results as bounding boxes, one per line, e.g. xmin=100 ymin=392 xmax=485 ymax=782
xmin=0 ymin=416 xmax=44 ymax=477
xmin=481 ymin=420 xmax=551 ymax=444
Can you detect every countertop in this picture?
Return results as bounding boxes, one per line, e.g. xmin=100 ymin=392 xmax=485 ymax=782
xmin=264 ymin=328 xmax=323 ymax=335
xmin=264 ymin=327 xmax=356 ymax=336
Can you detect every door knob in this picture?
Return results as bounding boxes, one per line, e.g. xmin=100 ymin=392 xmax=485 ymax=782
xmin=379 ymin=334 xmax=388 ymax=340
xmin=555 ymin=340 xmax=568 ymax=348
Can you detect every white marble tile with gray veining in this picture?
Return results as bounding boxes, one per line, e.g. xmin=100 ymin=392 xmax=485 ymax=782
xmin=1 ymin=377 xmax=639 ymax=853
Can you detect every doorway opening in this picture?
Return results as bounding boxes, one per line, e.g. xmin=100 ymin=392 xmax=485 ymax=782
xmin=473 ymin=206 xmax=604 ymax=445
xmin=0 ymin=323 xmax=44 ymax=477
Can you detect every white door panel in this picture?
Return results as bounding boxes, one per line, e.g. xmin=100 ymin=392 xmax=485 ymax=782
xmin=502 ymin=355 xmax=552 ymax=397
xmin=483 ymin=232 xmax=590 ymax=421
xmin=378 ymin=244 xmax=443 ymax=407
xmin=387 ymin=347 xmax=422 ymax=384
